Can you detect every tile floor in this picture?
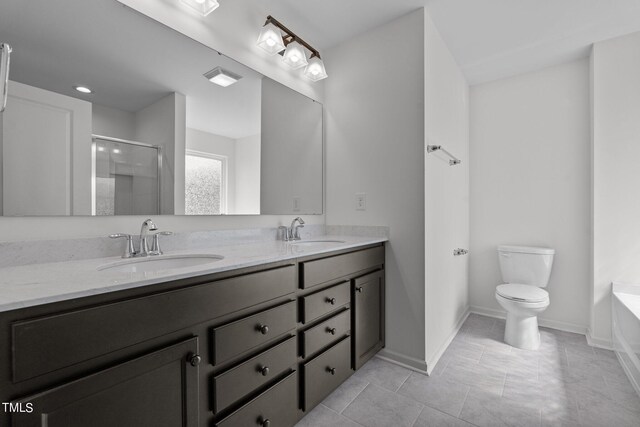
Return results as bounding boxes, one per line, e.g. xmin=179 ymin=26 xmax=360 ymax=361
xmin=295 ymin=314 xmax=640 ymax=427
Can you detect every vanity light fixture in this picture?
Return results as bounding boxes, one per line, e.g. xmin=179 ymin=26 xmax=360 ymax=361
xmin=282 ymin=40 xmax=308 ymax=70
xmin=74 ymin=85 xmax=93 ymax=94
xmin=257 ymin=16 xmax=328 ymax=81
xmin=256 ymin=22 xmax=286 ymax=55
xmin=303 ymin=56 xmax=328 ymax=82
xmin=180 ymin=0 xmax=219 ymax=16
xmin=204 ymin=66 xmax=242 ymax=87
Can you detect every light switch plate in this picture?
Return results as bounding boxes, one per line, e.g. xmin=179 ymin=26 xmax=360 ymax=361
xmin=293 ymin=197 xmax=301 ymax=212
xmin=355 ymin=193 xmax=366 ymax=211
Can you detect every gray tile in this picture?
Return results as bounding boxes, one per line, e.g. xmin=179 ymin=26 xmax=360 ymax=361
xmin=462 ymin=313 xmax=496 ymax=331
xmin=441 ymin=339 xmax=485 ymax=362
xmin=461 ymin=326 xmax=513 ymax=355
xmin=397 ymin=372 xmax=470 ymax=417
xmin=413 ymin=405 xmax=475 ymax=427
xmin=459 ymin=388 xmax=541 ymax=427
xmin=541 ymin=399 xmax=581 ymax=427
xmin=577 ymin=396 xmax=640 ymax=427
xmin=343 ymin=384 xmax=423 ymax=427
xmin=353 ymin=357 xmax=412 ymax=392
xmin=502 ymin=371 xmax=573 ymax=413
xmin=604 ymin=377 xmax=640 ymax=414
xmin=295 ymin=404 xmax=362 ymax=427
xmin=479 ymin=348 xmax=539 ymax=377
xmin=440 ymin=355 xmax=507 ymax=395
xmin=322 ymin=374 xmax=369 ymax=413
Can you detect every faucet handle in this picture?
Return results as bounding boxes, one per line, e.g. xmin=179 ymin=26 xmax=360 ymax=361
xmin=150 ymin=231 xmax=173 ymax=256
xmin=109 ymin=234 xmax=136 ymax=258
xmin=293 ymin=224 xmax=304 ymax=240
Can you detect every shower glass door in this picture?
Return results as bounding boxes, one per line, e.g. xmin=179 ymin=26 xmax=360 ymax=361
xmin=93 ymin=137 xmax=161 ymax=216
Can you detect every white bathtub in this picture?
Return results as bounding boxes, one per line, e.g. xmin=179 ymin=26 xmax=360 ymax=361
xmin=612 ymin=283 xmax=640 ymax=396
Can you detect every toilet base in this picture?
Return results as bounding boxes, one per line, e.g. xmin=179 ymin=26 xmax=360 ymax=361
xmin=504 ymin=312 xmax=540 ymax=350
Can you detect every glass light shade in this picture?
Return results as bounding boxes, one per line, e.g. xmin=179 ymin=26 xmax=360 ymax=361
xmin=303 ymin=57 xmax=328 ymax=81
xmin=256 ymin=22 xmax=286 ymax=55
xmin=282 ymin=41 xmax=308 ymax=69
xmin=180 ymin=0 xmax=219 ymax=17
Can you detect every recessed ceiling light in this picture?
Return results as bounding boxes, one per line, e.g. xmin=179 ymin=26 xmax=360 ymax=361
xmin=74 ymin=86 xmax=93 ymax=94
xmin=204 ymin=66 xmax=242 ymax=87
xmin=112 ymin=148 xmax=121 ymax=154
xmin=97 ymin=146 xmax=105 ymax=152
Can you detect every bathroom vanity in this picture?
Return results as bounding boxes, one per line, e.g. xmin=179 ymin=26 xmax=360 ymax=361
xmin=0 ymin=241 xmax=385 ymax=426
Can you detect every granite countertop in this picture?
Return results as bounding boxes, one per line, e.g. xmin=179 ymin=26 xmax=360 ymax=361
xmin=0 ymin=235 xmax=387 ymax=313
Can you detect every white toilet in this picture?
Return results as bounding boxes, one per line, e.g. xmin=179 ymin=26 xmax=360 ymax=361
xmin=495 ymin=245 xmax=555 ymax=350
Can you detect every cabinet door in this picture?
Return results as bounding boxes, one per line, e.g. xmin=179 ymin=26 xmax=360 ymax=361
xmin=12 ymin=337 xmax=199 ymax=427
xmin=353 ymin=271 xmax=385 ymax=369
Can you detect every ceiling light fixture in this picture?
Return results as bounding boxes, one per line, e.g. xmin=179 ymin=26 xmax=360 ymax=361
xmin=204 ymin=66 xmax=242 ymax=87
xmin=180 ymin=0 xmax=219 ymax=17
xmin=257 ymin=16 xmax=328 ymax=81
xmin=74 ymin=86 xmax=93 ymax=94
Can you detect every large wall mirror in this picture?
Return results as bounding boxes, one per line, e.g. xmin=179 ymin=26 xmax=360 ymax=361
xmin=0 ymin=0 xmax=323 ymax=216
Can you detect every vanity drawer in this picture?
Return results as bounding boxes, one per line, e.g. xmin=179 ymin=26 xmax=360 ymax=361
xmin=212 ymin=301 xmax=297 ymax=365
xmin=303 ymin=337 xmax=352 ymax=411
xmin=12 ymin=265 xmax=295 ymax=382
xmin=302 ymin=309 xmax=350 ymax=358
xmin=214 ymin=371 xmax=298 ymax=427
xmin=302 ymin=281 xmax=350 ymax=324
xmin=300 ymin=246 xmax=384 ymax=289
xmin=212 ymin=336 xmax=296 ymax=413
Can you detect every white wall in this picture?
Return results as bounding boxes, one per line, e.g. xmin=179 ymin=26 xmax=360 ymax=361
xmin=469 ymin=59 xmax=591 ymax=333
xmin=325 ymin=10 xmax=426 ymax=369
xmin=186 ymin=128 xmax=237 ymax=214
xmin=591 ymin=31 xmax=640 ymax=346
xmin=424 ymin=10 xmax=470 ymax=370
xmin=135 ymin=93 xmax=185 ymax=215
xmin=235 ymin=134 xmax=261 ymax=214
xmin=92 ymin=104 xmax=136 ymax=140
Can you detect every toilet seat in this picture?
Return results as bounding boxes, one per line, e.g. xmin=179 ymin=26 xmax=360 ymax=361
xmin=496 ymin=284 xmax=548 ymax=303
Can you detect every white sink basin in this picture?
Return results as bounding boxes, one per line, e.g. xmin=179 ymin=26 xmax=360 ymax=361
xmin=289 ymin=240 xmax=346 ymax=246
xmin=98 ymin=254 xmax=224 ymax=273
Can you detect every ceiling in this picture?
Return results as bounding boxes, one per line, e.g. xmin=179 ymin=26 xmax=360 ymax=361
xmin=262 ymin=0 xmax=640 ymax=84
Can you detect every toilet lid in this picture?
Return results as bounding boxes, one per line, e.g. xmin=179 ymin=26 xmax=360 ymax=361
xmin=496 ymin=284 xmax=549 ymax=303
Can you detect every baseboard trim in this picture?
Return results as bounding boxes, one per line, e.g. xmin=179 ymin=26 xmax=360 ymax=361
xmin=376 ymin=349 xmax=428 ymax=374
xmin=586 ymin=328 xmax=613 ymax=350
xmin=469 ymin=306 xmax=588 ymax=336
xmin=425 ymin=307 xmax=470 ymax=375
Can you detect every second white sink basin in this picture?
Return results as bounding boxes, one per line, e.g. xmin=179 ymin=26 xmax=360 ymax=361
xmin=98 ymin=254 xmax=224 ymax=273
xmin=289 ymin=240 xmax=346 ymax=246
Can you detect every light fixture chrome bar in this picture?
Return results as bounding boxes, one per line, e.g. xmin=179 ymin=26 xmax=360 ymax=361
xmin=427 ymin=145 xmax=461 ymax=166
xmin=0 ymin=43 xmax=12 ymax=113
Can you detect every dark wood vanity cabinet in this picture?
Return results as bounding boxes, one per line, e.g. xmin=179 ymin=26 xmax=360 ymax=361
xmin=12 ymin=338 xmax=200 ymax=427
xmin=0 ymin=243 xmax=385 ymax=427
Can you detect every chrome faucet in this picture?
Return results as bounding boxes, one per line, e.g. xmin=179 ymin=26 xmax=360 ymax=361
xmin=111 ymin=219 xmax=173 ymax=258
xmin=138 ymin=219 xmax=158 ymax=257
xmin=289 ymin=217 xmax=305 ymax=241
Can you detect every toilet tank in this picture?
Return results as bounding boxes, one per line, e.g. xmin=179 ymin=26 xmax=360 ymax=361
xmin=497 ymin=245 xmax=555 ymax=287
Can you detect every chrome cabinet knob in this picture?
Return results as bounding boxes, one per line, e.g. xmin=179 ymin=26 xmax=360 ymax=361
xmin=327 ymin=327 xmax=337 ymax=335
xmin=326 ymin=297 xmax=336 ymax=305
xmin=188 ymin=353 xmax=201 ymax=367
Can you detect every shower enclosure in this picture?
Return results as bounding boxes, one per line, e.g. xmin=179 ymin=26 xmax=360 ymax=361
xmin=92 ymin=135 xmax=162 ymax=216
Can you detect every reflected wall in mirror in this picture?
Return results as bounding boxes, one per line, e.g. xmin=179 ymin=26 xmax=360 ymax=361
xmin=0 ymin=0 xmax=323 ymax=216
